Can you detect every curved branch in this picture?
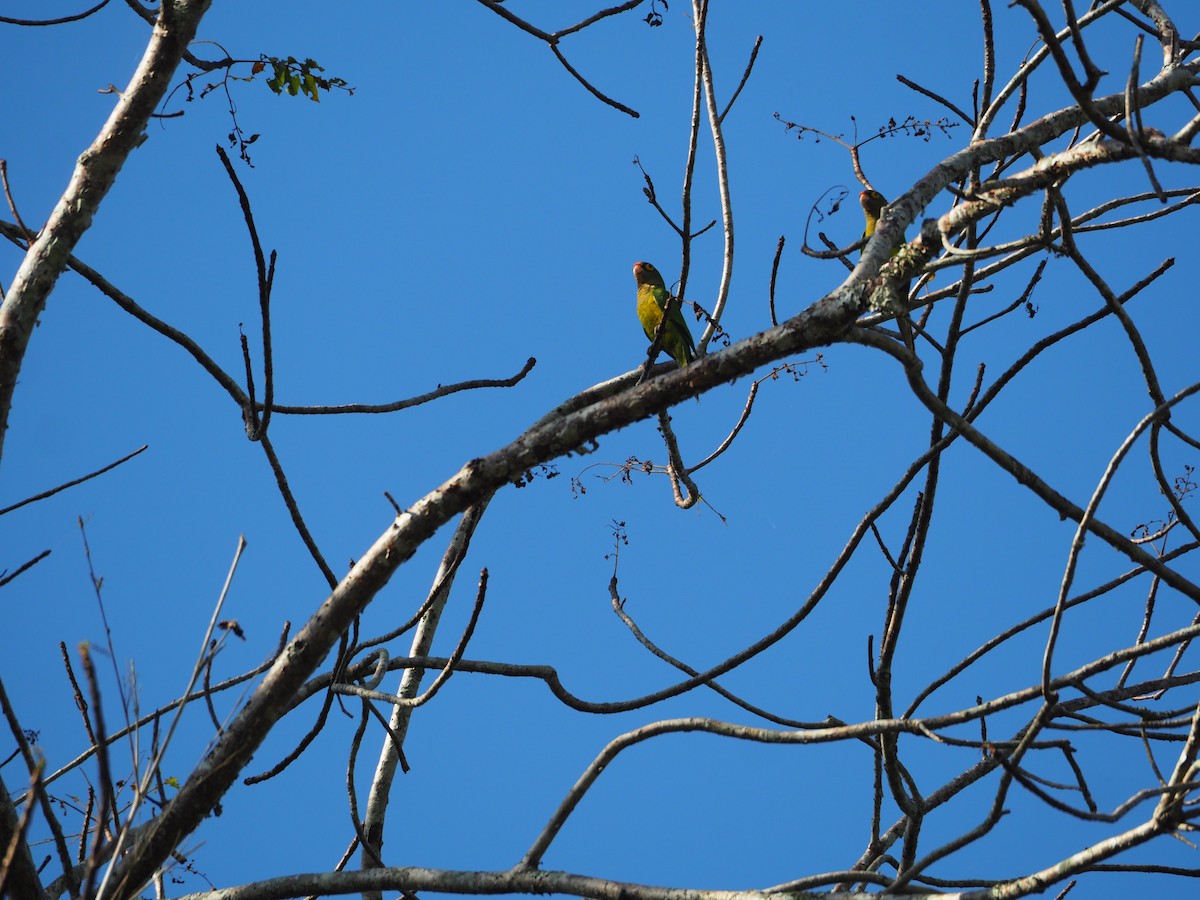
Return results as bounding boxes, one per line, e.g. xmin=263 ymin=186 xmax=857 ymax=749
xmin=266 ymin=357 xmax=537 ymax=414
xmin=0 ymin=0 xmax=112 ymax=26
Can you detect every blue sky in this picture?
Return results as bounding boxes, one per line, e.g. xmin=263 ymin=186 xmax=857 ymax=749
xmin=3 ymin=2 xmax=1200 ymax=897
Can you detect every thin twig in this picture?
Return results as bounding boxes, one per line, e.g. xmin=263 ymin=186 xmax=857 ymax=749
xmin=718 ymin=35 xmax=762 ymax=124
xmin=768 ymin=235 xmax=784 ymax=327
xmin=264 ymin=358 xmax=537 ymax=414
xmin=259 ymin=433 xmax=337 ymax=587
xmin=0 ymin=676 xmax=77 ymax=894
xmin=95 ymin=536 xmax=248 ymax=899
xmin=0 ymin=549 xmax=51 ymax=588
xmin=0 ymin=445 xmax=148 ymax=517
xmin=547 ymin=43 xmax=639 ymax=117
xmin=897 ymin=74 xmax=975 ymax=125
xmin=0 ymin=160 xmax=35 ymax=241
xmin=0 ymin=0 xmax=112 ymax=26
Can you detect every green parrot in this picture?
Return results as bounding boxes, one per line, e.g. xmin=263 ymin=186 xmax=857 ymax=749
xmin=859 ymin=189 xmax=888 ymax=254
xmin=860 ymin=189 xmax=915 ymax=347
xmin=633 ymin=261 xmax=696 ymax=368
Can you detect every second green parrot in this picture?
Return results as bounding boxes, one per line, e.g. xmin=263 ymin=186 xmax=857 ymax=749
xmin=859 ymin=189 xmax=889 ymax=254
xmin=860 ymin=188 xmax=912 ymax=293
xmin=633 ymin=261 xmax=696 ymax=367
xmin=860 ymin=188 xmax=916 ymax=347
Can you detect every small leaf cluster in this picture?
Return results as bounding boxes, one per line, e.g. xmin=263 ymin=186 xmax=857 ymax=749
xmin=644 ymin=0 xmax=667 ymax=27
xmin=875 ymin=115 xmax=958 ymax=142
xmin=513 ymin=463 xmax=559 ymax=489
xmin=253 ymin=55 xmax=353 ymax=103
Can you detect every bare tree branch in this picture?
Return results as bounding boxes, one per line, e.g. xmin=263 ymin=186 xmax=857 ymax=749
xmin=0 ymin=0 xmax=214 ymax=470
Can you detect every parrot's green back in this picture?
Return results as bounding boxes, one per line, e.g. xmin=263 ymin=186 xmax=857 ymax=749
xmin=633 ymin=262 xmax=696 ymax=368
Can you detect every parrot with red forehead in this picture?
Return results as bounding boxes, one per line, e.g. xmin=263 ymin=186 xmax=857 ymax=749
xmin=632 ymin=261 xmax=696 ymax=368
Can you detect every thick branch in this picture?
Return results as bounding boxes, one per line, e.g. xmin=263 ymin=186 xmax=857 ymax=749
xmin=101 ymin=281 xmax=866 ymax=899
xmin=0 ymin=0 xmax=213 ymax=470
